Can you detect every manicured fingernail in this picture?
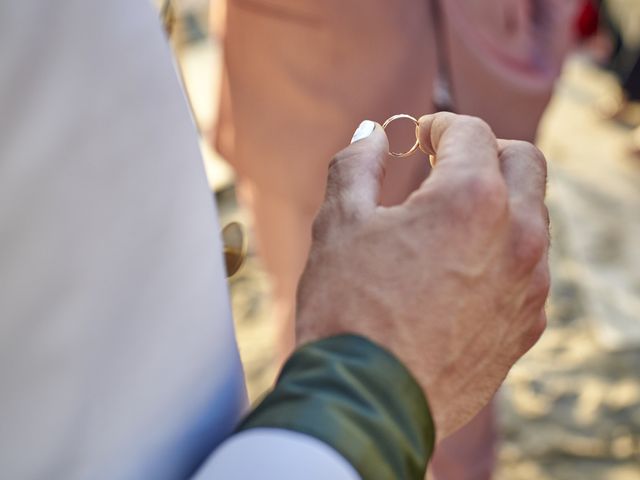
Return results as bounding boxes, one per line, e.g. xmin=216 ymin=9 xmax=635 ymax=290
xmin=350 ymin=120 xmax=375 ymax=144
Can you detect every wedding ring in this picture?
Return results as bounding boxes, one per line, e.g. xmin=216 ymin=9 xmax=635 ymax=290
xmin=382 ymin=113 xmax=437 ymax=166
xmin=382 ymin=114 xmax=420 ymax=157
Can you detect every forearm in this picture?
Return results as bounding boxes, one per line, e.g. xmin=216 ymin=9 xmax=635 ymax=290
xmin=195 ymin=335 xmax=435 ymax=480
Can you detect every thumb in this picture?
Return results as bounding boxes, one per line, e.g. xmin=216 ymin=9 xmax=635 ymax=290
xmin=322 ymin=121 xmax=389 ymax=222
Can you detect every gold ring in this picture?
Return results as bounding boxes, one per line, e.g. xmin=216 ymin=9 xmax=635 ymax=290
xmin=382 ymin=114 xmax=420 ymax=158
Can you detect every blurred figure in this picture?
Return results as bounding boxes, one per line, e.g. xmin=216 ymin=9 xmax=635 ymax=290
xmin=211 ymin=1 xmax=578 ymax=478
xmin=600 ymin=0 xmax=640 ymax=95
xmin=594 ymin=2 xmax=640 ymax=111
xmin=599 ymin=0 xmax=640 ymax=150
xmin=589 ymin=0 xmax=640 ymax=149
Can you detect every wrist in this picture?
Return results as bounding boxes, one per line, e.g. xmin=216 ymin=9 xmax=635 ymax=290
xmin=238 ymin=334 xmax=436 ymax=479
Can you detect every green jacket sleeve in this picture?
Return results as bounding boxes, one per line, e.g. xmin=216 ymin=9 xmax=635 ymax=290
xmin=237 ymin=334 xmax=435 ymax=480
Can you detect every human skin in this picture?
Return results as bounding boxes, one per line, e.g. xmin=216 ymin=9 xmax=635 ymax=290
xmin=296 ymin=112 xmax=550 ymax=439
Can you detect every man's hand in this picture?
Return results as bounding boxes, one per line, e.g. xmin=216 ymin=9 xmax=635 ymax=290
xmin=296 ymin=113 xmax=550 ymax=438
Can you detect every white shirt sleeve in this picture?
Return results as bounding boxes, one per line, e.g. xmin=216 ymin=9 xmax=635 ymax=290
xmin=0 ymin=1 xmax=246 ymax=479
xmin=193 ymin=429 xmax=361 ymax=480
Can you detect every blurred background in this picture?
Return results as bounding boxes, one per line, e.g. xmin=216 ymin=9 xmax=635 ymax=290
xmin=161 ymin=0 xmax=640 ymax=478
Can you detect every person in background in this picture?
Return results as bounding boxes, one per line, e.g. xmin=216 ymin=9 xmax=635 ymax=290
xmin=588 ymin=3 xmax=635 ymax=110
xmin=212 ymin=0 xmax=578 ymax=477
xmin=599 ymin=0 xmax=640 ymax=93
xmin=593 ymin=0 xmax=640 ymax=151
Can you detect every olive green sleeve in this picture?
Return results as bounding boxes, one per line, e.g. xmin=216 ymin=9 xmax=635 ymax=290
xmin=237 ymin=334 xmax=435 ymax=480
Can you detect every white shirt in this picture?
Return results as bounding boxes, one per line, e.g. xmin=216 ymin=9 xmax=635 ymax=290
xmin=0 ymin=1 xmax=358 ymax=479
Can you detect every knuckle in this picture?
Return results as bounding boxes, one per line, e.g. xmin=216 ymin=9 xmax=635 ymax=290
xmin=529 ymin=266 xmax=551 ymax=304
xmin=521 ymin=313 xmax=547 ymax=352
xmin=513 ymin=219 xmax=548 ymax=267
xmin=439 ymin=173 xmax=508 ymax=221
xmin=510 ymin=141 xmax=548 ymax=178
xmin=459 ymin=174 xmax=508 ymax=212
xmin=534 ymin=314 xmax=548 ymax=338
xmin=527 ymin=144 xmax=548 ymax=178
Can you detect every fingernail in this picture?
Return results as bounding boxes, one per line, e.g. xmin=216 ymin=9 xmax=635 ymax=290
xmin=350 ymin=120 xmax=375 ymax=144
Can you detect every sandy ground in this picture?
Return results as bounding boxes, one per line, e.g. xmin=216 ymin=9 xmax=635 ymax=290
xmin=178 ymin=32 xmax=640 ymax=478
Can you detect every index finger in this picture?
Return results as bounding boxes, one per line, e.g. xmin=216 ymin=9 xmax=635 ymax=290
xmin=417 ymin=113 xmax=501 ymax=181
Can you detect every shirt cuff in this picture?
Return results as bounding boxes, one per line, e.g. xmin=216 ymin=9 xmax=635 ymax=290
xmin=237 ymin=334 xmax=435 ymax=480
